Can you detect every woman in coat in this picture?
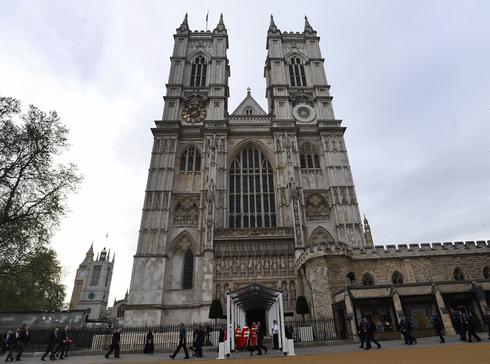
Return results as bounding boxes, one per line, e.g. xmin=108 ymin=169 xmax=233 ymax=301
xmin=144 ymin=329 xmax=154 ymax=354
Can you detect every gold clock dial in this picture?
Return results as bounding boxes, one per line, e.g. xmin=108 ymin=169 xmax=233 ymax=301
xmin=182 ymin=103 xmax=206 ymax=123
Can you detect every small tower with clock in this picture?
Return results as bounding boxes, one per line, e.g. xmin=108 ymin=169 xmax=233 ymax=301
xmin=69 ymin=244 xmax=115 ymax=320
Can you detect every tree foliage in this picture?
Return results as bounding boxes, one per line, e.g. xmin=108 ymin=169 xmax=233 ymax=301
xmin=0 ymin=96 xmax=81 ymax=310
xmin=0 ymin=247 xmax=65 ymax=310
xmin=296 ymin=295 xmax=310 ymax=322
xmin=209 ymin=299 xmax=223 ymax=324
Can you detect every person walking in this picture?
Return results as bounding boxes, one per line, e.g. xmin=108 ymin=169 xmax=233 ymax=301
xmin=256 ymin=322 xmax=268 ymax=355
xmin=169 ymin=323 xmax=189 ymax=360
xmin=270 ymin=320 xmax=279 ymax=350
xmin=194 ymin=325 xmax=205 ymax=358
xmin=431 ymin=312 xmax=445 ymax=343
xmin=144 ymin=329 xmax=154 ymax=354
xmin=465 ymin=313 xmax=482 ymax=343
xmin=105 ymin=328 xmax=122 ymax=359
xmin=358 ymin=317 xmax=368 ymax=348
xmin=56 ymin=326 xmax=70 ymax=359
xmin=4 ymin=330 xmax=15 ymax=362
xmin=41 ymin=328 xmax=58 ymax=361
xmin=364 ymin=316 xmax=381 ymax=350
xmin=403 ymin=316 xmax=417 ymax=345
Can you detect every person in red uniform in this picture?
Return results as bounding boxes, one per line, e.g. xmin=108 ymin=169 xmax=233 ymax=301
xmin=234 ymin=325 xmax=242 ymax=351
xmin=249 ymin=322 xmax=258 ymax=356
xmin=241 ymin=324 xmax=250 ymax=352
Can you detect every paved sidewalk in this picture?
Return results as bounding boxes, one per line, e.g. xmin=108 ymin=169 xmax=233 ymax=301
xmin=11 ymin=334 xmax=490 ymax=363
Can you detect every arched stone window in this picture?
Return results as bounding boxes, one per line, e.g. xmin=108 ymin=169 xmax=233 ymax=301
xmin=289 ymin=57 xmax=307 ymax=86
xmin=245 ymin=107 xmax=253 ymax=115
xmin=182 ymin=248 xmax=194 ymax=289
xmin=362 ymin=272 xmax=374 ymax=286
xmin=229 ymin=145 xmax=276 ymax=228
xmin=346 ymin=272 xmax=356 ymax=286
xmin=309 ymin=227 xmax=335 ymax=246
xmin=190 ymin=56 xmax=207 ymax=87
xmin=116 ymin=304 xmax=126 ymax=318
xmin=392 ymin=271 xmax=404 ymax=285
xmin=179 ymin=145 xmax=201 ymax=173
xmin=483 ymin=266 xmax=490 ymax=279
xmin=453 ymin=267 xmax=465 ymax=281
xmin=299 ymin=143 xmax=320 ymax=170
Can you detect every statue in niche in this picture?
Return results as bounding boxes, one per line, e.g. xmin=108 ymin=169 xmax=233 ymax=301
xmin=272 ymin=258 xmax=278 ymax=271
xmin=280 ymin=257 xmax=286 ymax=270
xmin=290 ymin=282 xmax=296 ymax=301
xmin=264 ymin=259 xmax=270 ymax=272
xmin=256 ymin=258 xmax=262 ymax=273
xmin=288 ymin=256 xmax=294 ymax=271
xmin=240 ymin=259 xmax=246 ymax=274
xmin=216 ymin=284 xmax=222 ymax=300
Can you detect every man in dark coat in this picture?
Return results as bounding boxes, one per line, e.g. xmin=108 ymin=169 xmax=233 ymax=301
xmin=403 ymin=317 xmax=417 ymax=345
xmin=256 ymin=322 xmax=268 ymax=355
xmin=364 ymin=316 xmax=381 ymax=350
xmin=465 ymin=313 xmax=482 ymax=343
xmin=431 ymin=312 xmax=445 ymax=343
xmin=4 ymin=330 xmax=15 ymax=362
xmin=15 ymin=326 xmax=29 ymax=361
xmin=41 ymin=328 xmax=58 ymax=361
xmin=358 ymin=317 xmax=368 ymax=348
xmin=194 ymin=325 xmax=205 ymax=358
xmin=105 ymin=328 xmax=122 ymax=359
xmin=169 ymin=323 xmax=189 ymax=360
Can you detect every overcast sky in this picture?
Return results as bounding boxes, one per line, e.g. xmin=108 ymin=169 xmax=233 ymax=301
xmin=1 ymin=0 xmax=489 ymax=306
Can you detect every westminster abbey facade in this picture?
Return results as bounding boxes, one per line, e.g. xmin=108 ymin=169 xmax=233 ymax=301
xmin=125 ymin=15 xmax=490 ymax=338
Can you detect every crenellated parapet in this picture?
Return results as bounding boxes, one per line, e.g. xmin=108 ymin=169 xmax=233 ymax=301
xmin=295 ymin=240 xmax=490 ymax=270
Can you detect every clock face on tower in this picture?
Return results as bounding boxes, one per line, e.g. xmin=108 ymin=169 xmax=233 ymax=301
xmin=292 ymin=104 xmax=316 ymax=123
xmin=182 ymin=102 xmax=207 ymax=123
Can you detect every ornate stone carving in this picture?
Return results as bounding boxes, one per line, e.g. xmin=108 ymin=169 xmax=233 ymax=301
xmin=173 ymin=197 xmax=199 ymax=225
xmin=305 ymin=193 xmax=330 ymax=221
xmin=289 ymin=89 xmax=315 ymax=107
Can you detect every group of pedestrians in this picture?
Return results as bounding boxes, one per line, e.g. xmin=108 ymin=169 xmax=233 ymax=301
xmin=1 ymin=325 xmax=71 ymax=362
xmin=0 ymin=326 xmax=30 ymax=361
xmin=233 ymin=321 xmax=268 ymax=356
xmin=451 ymin=309 xmax=482 ymax=342
xmin=357 ymin=316 xmax=381 ymax=350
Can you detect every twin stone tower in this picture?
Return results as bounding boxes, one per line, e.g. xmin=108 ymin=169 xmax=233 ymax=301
xmin=124 ymin=14 xmax=373 ymax=325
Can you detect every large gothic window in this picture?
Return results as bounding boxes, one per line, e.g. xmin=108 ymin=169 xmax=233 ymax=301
xmin=289 ymin=57 xmax=307 ymax=87
xmin=229 ymin=145 xmax=276 ymax=228
xmin=182 ymin=249 xmax=194 ymax=289
xmin=190 ymin=56 xmax=207 ymax=87
xmin=300 ymin=143 xmax=320 ymax=170
xmin=179 ymin=145 xmax=201 ymax=173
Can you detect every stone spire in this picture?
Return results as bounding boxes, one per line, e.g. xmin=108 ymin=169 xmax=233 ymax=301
xmin=176 ymin=13 xmax=190 ymax=33
xmin=214 ymin=13 xmax=226 ymax=32
xmin=363 ymin=215 xmax=373 ymax=246
xmin=268 ymin=15 xmax=280 ymax=34
xmin=304 ymin=15 xmax=316 ymax=34
xmin=82 ymin=243 xmax=94 ymax=264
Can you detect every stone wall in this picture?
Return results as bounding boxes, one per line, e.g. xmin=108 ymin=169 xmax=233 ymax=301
xmin=299 ymin=241 xmax=490 ymax=319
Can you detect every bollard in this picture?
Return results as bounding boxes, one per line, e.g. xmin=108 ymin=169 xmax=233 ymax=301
xmin=217 ymin=342 xmax=225 ymax=359
xmin=287 ymin=339 xmax=296 ymax=356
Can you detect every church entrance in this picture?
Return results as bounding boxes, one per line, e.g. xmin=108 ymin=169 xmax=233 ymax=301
xmin=225 ymin=283 xmax=288 ymax=355
xmin=246 ymin=308 xmax=266 ymax=329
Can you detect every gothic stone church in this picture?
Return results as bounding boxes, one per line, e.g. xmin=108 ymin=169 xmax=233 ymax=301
xmin=125 ymin=15 xmax=490 ymax=336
